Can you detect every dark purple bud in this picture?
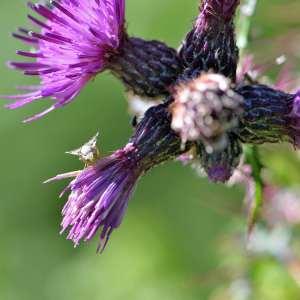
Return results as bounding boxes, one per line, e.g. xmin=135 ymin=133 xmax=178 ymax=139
xmin=109 ymin=37 xmax=182 ymax=98
xmin=179 ymin=0 xmax=240 ymax=81
xmin=197 ymin=134 xmax=242 ymax=183
xmin=236 ymin=84 xmax=300 ymax=147
xmin=171 ymin=73 xmax=243 ymax=152
xmin=47 ymin=102 xmax=189 ymax=251
xmin=129 ymin=102 xmax=189 ymax=169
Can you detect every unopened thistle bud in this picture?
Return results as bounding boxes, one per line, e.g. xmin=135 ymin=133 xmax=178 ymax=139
xmin=3 ymin=0 xmax=181 ymax=121
xmin=179 ymin=0 xmax=240 ymax=81
xmin=46 ymin=103 xmax=188 ymax=251
xmin=171 ymin=73 xmax=243 ymax=152
xmin=109 ymin=37 xmax=182 ymax=98
xmin=197 ymin=133 xmax=242 ymax=183
xmin=236 ymin=84 xmax=300 ymax=147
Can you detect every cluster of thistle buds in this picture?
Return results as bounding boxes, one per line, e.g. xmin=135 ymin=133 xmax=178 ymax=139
xmin=3 ymin=0 xmax=300 ymax=251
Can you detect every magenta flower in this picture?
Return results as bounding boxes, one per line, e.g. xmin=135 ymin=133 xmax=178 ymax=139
xmin=46 ymin=103 xmax=188 ymax=250
xmin=4 ymin=0 xmax=125 ymax=122
xmin=46 ymin=144 xmax=140 ymax=251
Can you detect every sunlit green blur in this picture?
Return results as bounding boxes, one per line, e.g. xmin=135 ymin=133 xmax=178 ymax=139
xmin=1 ymin=1 xmax=300 ymax=299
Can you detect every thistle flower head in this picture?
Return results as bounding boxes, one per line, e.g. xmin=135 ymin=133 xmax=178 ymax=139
xmin=46 ymin=102 xmax=187 ymax=251
xmin=197 ymin=134 xmax=242 ymax=183
xmin=237 ymin=85 xmax=300 ymax=148
xmin=171 ymin=73 xmax=243 ymax=152
xmin=46 ymin=143 xmax=140 ymax=252
xmin=4 ymin=0 xmax=125 ymax=122
xmin=179 ymin=0 xmax=240 ymax=81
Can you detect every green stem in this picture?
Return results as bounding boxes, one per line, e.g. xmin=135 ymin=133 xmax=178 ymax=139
xmin=237 ymin=0 xmax=258 ymax=56
xmin=244 ymin=145 xmax=264 ymax=232
xmin=237 ymin=0 xmax=263 ymax=232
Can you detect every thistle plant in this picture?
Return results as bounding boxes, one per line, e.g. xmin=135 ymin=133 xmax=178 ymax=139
xmin=2 ymin=0 xmax=300 ymax=252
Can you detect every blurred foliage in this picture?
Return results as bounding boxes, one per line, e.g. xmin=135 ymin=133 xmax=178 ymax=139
xmin=0 ymin=1 xmax=300 ymax=300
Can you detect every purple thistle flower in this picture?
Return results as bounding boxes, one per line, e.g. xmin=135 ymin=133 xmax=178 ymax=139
xmin=46 ymin=144 xmax=140 ymax=251
xmin=179 ymin=0 xmax=240 ymax=81
xmin=46 ymin=103 xmax=189 ymax=251
xmin=236 ymin=84 xmax=300 ymax=148
xmin=3 ymin=1 xmax=183 ymax=121
xmin=4 ymin=0 xmax=125 ymax=122
xmin=171 ymin=73 xmax=243 ymax=152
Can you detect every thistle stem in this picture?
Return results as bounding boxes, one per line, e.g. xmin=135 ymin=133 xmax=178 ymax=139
xmin=237 ymin=0 xmax=263 ymax=232
xmin=244 ymin=145 xmax=264 ymax=232
xmin=236 ymin=0 xmax=257 ymax=56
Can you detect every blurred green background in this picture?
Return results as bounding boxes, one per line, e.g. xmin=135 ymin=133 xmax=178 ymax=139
xmin=0 ymin=1 xmax=300 ymax=299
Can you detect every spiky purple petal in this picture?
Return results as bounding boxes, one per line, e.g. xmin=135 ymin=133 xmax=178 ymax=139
xmin=48 ymin=144 xmax=139 ymax=251
xmin=4 ymin=0 xmax=125 ymax=121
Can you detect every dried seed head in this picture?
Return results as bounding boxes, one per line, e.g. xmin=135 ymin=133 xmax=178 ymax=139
xmin=171 ymin=73 xmax=243 ymax=152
